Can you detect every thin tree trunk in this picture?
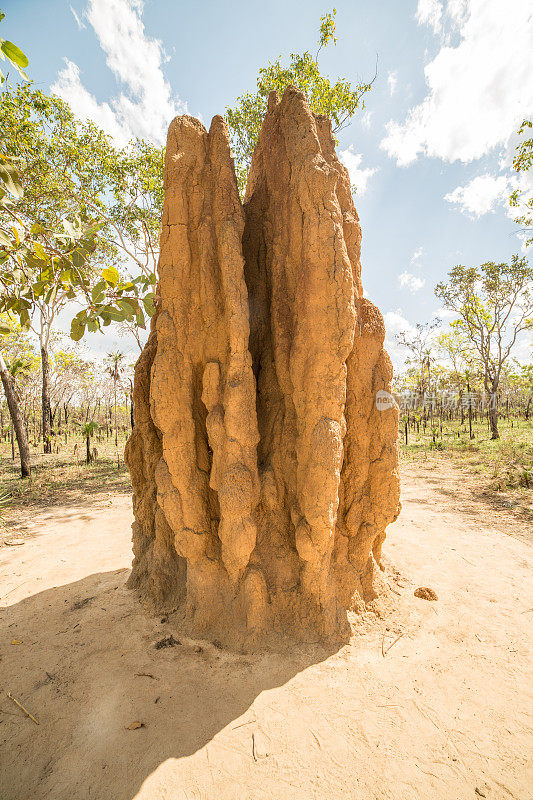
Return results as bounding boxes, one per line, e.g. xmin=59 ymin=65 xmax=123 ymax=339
xmin=487 ymin=381 xmax=499 ymax=440
xmin=0 ymin=354 xmax=31 ymax=478
xmin=489 ymin=405 xmax=499 ymax=439
xmin=129 ymin=379 xmax=134 ymax=430
xmin=41 ymin=344 xmax=52 ymax=453
xmin=114 ymin=382 xmax=118 ymax=447
xmin=86 ymin=435 xmax=91 ymax=464
xmin=467 ymin=379 xmax=473 ymax=440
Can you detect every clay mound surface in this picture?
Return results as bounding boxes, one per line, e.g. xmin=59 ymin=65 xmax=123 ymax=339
xmin=125 ymin=87 xmax=400 ymax=649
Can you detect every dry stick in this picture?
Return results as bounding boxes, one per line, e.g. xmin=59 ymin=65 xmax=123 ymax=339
xmin=0 ymin=581 xmax=28 ymax=601
xmin=382 ymin=631 xmax=406 ymax=657
xmin=384 ymin=632 xmax=405 ymax=656
xmin=6 ymin=692 xmax=39 ymax=725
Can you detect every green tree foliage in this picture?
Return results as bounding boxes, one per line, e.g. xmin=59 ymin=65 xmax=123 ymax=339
xmin=77 ymin=419 xmax=98 ymax=464
xmin=0 ymin=83 xmax=158 ymax=342
xmin=396 ymin=320 xmax=441 ymax=395
xmin=0 ymin=9 xmax=28 ymax=84
xmin=105 ymin=350 xmax=125 ymax=448
xmin=510 ymin=119 xmax=533 ymax=248
xmin=437 ymin=320 xmax=480 ymax=391
xmin=435 ymin=257 xmax=533 ymax=439
xmin=225 ymin=10 xmax=375 ymax=193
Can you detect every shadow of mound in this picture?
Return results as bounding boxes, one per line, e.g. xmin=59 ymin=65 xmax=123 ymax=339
xmin=0 ymin=568 xmax=341 ymax=800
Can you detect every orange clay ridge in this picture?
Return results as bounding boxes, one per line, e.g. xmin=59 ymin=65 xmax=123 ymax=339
xmin=125 ymin=86 xmax=401 ymax=650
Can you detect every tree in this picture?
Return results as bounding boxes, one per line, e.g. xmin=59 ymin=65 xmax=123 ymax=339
xmin=0 ymin=82 xmax=107 ymax=451
xmin=435 ymin=257 xmax=533 ymax=439
xmin=0 ymin=317 xmax=32 ymax=477
xmin=396 ymin=320 xmax=441 ymax=396
xmin=0 ymin=10 xmax=28 ymax=85
xmin=49 ymin=347 xmax=92 ymax=431
xmin=225 ymin=10 xmax=375 ymax=193
xmin=0 ymin=350 xmax=30 ymax=476
xmin=0 ymin=17 xmax=31 ymax=476
xmin=437 ymin=320 xmax=479 ymax=392
xmin=79 ymin=420 xmax=98 ymax=464
xmin=0 ymin=84 xmax=156 ymax=348
xmin=105 ymin=350 xmax=125 ymax=448
xmin=518 ymin=364 xmax=533 ymax=419
xmin=510 ymin=119 xmax=533 ymax=248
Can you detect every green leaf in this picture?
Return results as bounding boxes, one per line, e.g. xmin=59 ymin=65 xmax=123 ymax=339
xmin=70 ymin=317 xmax=85 ymax=342
xmin=33 ymin=241 xmax=48 ymax=262
xmin=87 ymin=317 xmax=100 ymax=333
xmin=135 ymin=307 xmax=146 ymax=329
xmin=0 ymin=156 xmax=23 ymax=198
xmin=118 ymin=299 xmax=137 ymax=317
xmin=91 ymin=279 xmax=107 ymax=303
xmin=1 ymin=40 xmax=29 ymax=69
xmin=142 ymin=293 xmax=155 ymax=317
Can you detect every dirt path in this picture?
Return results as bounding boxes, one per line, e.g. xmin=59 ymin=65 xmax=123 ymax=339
xmin=0 ymin=463 xmax=531 ymax=800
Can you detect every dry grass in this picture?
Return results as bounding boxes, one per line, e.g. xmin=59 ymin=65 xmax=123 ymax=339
xmin=2 ymin=420 xmax=531 ymax=523
xmin=400 ymin=417 xmax=533 ymax=520
xmin=0 ymin=435 xmax=131 ymax=514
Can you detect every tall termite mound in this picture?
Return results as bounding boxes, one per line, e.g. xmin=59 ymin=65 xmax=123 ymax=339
xmin=125 ymin=87 xmax=400 ymax=649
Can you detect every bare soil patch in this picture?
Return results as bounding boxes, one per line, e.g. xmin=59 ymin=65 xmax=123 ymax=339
xmin=0 ymin=463 xmax=531 ymax=800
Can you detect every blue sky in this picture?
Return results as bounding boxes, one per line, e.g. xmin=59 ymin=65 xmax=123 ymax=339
xmin=4 ymin=0 xmax=533 ymax=366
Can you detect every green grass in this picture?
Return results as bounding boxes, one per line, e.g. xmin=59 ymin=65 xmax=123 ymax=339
xmin=1 ymin=418 xmax=531 ymax=521
xmin=400 ymin=415 xmax=533 ymax=513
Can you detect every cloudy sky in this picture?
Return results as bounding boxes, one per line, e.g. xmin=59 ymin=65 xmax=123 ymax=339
xmin=4 ymin=0 xmax=533 ymax=366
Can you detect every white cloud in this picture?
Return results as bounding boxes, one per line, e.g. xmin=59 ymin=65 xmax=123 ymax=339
xmin=381 ymin=0 xmax=533 ymax=166
xmin=339 ymin=146 xmax=377 ymax=196
xmin=433 ymin=307 xmax=457 ymax=321
xmin=384 ymin=309 xmax=417 ymax=370
xmin=361 ymin=111 xmax=373 ymax=130
xmin=513 ymin=328 xmax=533 ymax=364
xmin=411 ymin=246 xmax=424 ymax=263
xmin=52 ymin=59 xmax=130 ymax=144
xmin=416 ymin=0 xmax=443 ymax=33
xmin=52 ymin=0 xmax=186 ymax=145
xmin=387 ymin=71 xmax=398 ymax=96
xmin=445 ymin=173 xmax=510 ymax=217
xmin=70 ymin=4 xmax=86 ymax=29
xmin=398 ymin=271 xmax=426 ymax=293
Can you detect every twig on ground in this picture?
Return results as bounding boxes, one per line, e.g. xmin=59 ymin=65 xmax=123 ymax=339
xmin=382 ymin=631 xmax=405 ymax=656
xmin=6 ymin=692 xmax=39 ymax=725
xmin=0 ymin=581 xmax=28 ymax=601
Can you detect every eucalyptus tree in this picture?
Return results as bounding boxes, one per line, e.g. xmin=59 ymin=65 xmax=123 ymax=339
xmin=225 ymin=10 xmax=375 ymax=193
xmin=396 ymin=320 xmax=441 ymax=396
xmin=0 ymin=83 xmax=106 ymax=450
xmin=105 ymin=350 xmax=125 ymax=447
xmin=0 ymin=316 xmax=32 ymax=476
xmin=510 ymin=119 xmax=532 ymax=248
xmin=436 ymin=257 xmax=533 ymax=439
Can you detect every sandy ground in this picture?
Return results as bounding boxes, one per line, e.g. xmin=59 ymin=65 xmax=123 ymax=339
xmin=0 ymin=461 xmax=532 ymax=800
